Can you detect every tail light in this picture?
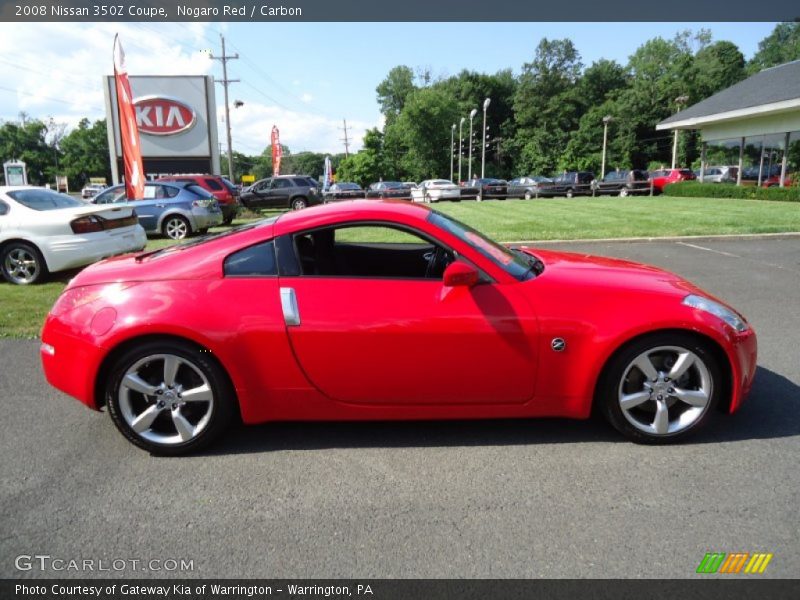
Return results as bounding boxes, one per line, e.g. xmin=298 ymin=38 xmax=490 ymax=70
xmin=70 ymin=215 xmax=104 ymax=234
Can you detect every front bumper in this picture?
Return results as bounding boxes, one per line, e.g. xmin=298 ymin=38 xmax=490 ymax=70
xmin=728 ymin=328 xmax=758 ymax=413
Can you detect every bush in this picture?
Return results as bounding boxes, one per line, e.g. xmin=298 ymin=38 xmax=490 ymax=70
xmin=664 ymin=181 xmax=800 ymax=202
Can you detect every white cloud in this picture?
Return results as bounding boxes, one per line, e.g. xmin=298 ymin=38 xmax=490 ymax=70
xmin=227 ymin=103 xmax=373 ymax=156
xmin=300 ymin=93 xmax=313 ymax=104
xmin=0 ymin=23 xmax=214 ymax=125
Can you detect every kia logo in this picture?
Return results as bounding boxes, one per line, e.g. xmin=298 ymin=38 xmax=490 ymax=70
xmin=133 ymin=95 xmax=196 ymax=136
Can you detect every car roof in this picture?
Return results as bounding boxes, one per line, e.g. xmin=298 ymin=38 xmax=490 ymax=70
xmin=274 ymin=199 xmax=431 ymax=234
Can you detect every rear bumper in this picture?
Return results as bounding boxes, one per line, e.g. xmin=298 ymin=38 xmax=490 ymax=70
xmin=190 ymin=208 xmax=223 ymax=230
xmin=41 ymin=226 xmax=147 ymax=273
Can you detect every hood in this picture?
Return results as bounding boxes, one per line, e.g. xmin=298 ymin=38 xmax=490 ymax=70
xmin=518 ymin=247 xmax=706 ymax=297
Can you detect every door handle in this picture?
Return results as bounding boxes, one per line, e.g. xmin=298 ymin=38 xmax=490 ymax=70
xmin=280 ymin=287 xmax=301 ymax=326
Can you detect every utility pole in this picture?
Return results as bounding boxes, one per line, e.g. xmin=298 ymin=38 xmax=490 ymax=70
xmin=340 ymin=119 xmax=351 ymax=157
xmin=210 ymin=35 xmax=239 ymax=182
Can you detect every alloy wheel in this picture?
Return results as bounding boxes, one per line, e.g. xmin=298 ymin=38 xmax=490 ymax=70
xmin=3 ymin=246 xmax=41 ymax=284
xmin=164 ymin=217 xmax=189 ymax=240
xmin=617 ymin=345 xmax=712 ymax=436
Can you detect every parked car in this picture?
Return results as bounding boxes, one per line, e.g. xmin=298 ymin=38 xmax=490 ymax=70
xmin=239 ymin=175 xmax=321 ymax=210
xmin=458 ymin=180 xmax=480 ymax=200
xmin=157 ymin=174 xmax=239 ymax=225
xmin=506 ymin=176 xmax=552 ymax=199
xmin=403 ymin=182 xmax=419 ymax=190
xmin=92 ymin=182 xmax=222 ymax=240
xmin=81 ymin=183 xmax=105 ymax=200
xmin=538 ymin=172 xmax=595 ymax=197
xmin=698 ymin=166 xmax=738 ymax=184
xmin=365 ymin=181 xmax=412 ymax=200
xmin=0 ymin=186 xmax=145 ymax=284
xmin=649 ymin=169 xmax=696 ymax=193
xmin=761 ymin=173 xmax=795 ymax=187
xmin=472 ymin=178 xmax=508 ymax=200
xmin=741 ymin=165 xmax=782 ymax=181
xmin=323 ymin=182 xmax=366 ymax=202
xmin=40 ymin=200 xmax=757 ymax=454
xmin=594 ymin=170 xmax=651 ymax=197
xmin=411 ymin=179 xmax=461 ymax=203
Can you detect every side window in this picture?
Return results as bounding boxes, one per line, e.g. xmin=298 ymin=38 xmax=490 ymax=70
xmin=94 ymin=188 xmax=118 ymax=204
xmin=204 ymin=178 xmax=224 ymax=191
xmin=0 ymin=200 xmax=8 ymax=215
xmin=224 ymin=241 xmax=277 ymax=277
xmin=164 ymin=185 xmax=180 ymax=198
xmin=291 ymin=224 xmax=453 ymax=280
xmin=273 ymin=179 xmax=292 ymax=189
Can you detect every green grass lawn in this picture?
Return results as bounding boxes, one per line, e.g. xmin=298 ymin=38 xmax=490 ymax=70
xmin=1 ymin=196 xmax=798 ymax=338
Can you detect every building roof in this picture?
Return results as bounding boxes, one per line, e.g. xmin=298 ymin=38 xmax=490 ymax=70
xmin=657 ymin=60 xmax=800 ymax=130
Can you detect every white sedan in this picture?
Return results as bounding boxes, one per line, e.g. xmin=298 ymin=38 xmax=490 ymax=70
xmin=411 ymin=179 xmax=461 ymax=203
xmin=0 ymin=186 xmax=147 ymax=284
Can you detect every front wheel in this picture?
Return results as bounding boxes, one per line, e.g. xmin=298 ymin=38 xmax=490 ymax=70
xmin=162 ymin=215 xmax=191 ymax=240
xmin=599 ymin=333 xmax=721 ymax=444
xmin=524 ymin=190 xmax=533 ymax=200
xmin=1 ymin=242 xmax=47 ymax=284
xmin=565 ymin=189 xmax=574 ymax=198
xmin=619 ymin=188 xmax=629 ymax=197
xmin=105 ymin=340 xmax=235 ymax=455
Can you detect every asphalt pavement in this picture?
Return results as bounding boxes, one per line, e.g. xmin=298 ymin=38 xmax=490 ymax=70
xmin=1 ymin=236 xmax=798 ymax=579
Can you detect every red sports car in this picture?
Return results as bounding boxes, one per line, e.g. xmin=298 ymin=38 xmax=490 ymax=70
xmin=40 ymin=201 xmax=757 ymax=454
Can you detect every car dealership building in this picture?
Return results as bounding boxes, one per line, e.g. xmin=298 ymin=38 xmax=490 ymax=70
xmin=657 ymin=59 xmax=800 ymax=186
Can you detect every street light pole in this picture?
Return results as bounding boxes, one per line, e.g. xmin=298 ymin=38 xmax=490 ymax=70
xmin=458 ymin=117 xmax=465 ymax=183
xmin=601 ymin=115 xmax=612 ymax=179
xmin=468 ymin=108 xmax=477 ymax=181
xmin=481 ymin=98 xmax=491 ymax=179
xmin=450 ymin=123 xmax=456 ymax=182
xmin=671 ymin=95 xmax=689 ymax=169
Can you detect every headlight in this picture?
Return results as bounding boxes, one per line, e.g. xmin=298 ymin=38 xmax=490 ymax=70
xmin=683 ymin=294 xmax=749 ymax=332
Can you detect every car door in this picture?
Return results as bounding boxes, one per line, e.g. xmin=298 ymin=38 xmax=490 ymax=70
xmin=249 ymin=179 xmax=272 ymax=207
xmin=269 ymin=178 xmax=293 ymax=206
xmin=277 ymin=222 xmax=538 ymax=406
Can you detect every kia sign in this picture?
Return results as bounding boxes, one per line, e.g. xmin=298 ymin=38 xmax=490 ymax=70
xmin=134 ymin=95 xmax=197 ymax=136
xmin=105 ymin=75 xmax=220 ymax=183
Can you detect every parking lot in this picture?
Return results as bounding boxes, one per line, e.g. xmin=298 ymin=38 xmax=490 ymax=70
xmin=0 ymin=236 xmax=797 ymax=579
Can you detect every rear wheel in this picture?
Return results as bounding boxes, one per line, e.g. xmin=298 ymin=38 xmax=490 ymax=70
xmin=619 ymin=188 xmax=629 ymax=197
xmin=162 ymin=215 xmax=191 ymax=240
xmin=566 ymin=189 xmax=574 ymax=198
xmin=524 ymin=190 xmax=533 ymax=200
xmin=599 ymin=333 xmax=721 ymax=444
xmin=291 ymin=197 xmax=308 ymax=210
xmin=106 ymin=340 xmax=235 ymax=455
xmin=1 ymin=242 xmax=47 ymax=285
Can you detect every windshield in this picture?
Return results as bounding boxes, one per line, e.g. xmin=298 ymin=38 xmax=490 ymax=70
xmin=427 ymin=211 xmax=534 ymax=281
xmin=7 ymin=188 xmax=83 ymax=210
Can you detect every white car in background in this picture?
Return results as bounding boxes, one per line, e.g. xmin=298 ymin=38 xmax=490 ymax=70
xmin=411 ymin=179 xmax=461 ymax=203
xmin=0 ymin=186 xmax=146 ymax=285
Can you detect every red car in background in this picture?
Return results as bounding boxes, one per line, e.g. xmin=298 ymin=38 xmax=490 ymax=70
xmin=761 ymin=173 xmax=795 ymax=187
xmin=40 ymin=201 xmax=756 ymax=455
xmin=649 ymin=168 xmax=696 ymax=193
xmin=157 ymin=174 xmax=240 ymax=225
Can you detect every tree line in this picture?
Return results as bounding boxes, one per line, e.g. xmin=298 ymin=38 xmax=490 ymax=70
xmin=1 ymin=23 xmax=797 ymax=189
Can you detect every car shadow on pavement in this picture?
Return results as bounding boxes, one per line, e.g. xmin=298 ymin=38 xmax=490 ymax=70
xmin=203 ymin=366 xmax=798 ymax=455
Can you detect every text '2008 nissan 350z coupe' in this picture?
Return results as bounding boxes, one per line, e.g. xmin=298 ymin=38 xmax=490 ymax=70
xmin=40 ymin=201 xmax=757 ymax=455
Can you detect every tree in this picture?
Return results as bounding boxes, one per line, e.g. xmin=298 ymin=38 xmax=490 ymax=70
xmin=336 ymin=128 xmax=389 ymax=187
xmin=59 ymin=119 xmax=111 ymax=188
xmin=692 ymin=41 xmax=746 ymax=99
xmin=0 ymin=117 xmax=53 ymax=185
xmin=747 ymin=22 xmax=800 ymax=74
xmin=376 ymin=66 xmax=416 ymax=126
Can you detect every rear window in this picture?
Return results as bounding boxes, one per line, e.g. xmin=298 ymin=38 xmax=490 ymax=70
xmin=204 ymin=178 xmax=224 ymax=191
xmin=7 ymin=189 xmax=82 ymax=210
xmin=185 ymin=184 xmax=214 ymax=199
xmin=224 ymin=241 xmax=277 ymax=276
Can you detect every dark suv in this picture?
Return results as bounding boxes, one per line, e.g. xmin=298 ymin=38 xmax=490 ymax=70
xmin=239 ymin=175 xmax=321 ymax=210
xmin=538 ymin=171 xmax=595 ymax=197
xmin=157 ymin=174 xmax=239 ymax=225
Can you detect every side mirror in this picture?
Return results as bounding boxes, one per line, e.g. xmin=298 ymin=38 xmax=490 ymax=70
xmin=443 ymin=261 xmax=480 ymax=288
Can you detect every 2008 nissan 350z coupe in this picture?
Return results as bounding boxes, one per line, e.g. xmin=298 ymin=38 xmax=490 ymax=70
xmin=40 ymin=201 xmax=757 ymax=455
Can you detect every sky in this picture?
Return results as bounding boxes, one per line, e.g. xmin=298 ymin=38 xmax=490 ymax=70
xmin=0 ymin=22 xmax=780 ymax=156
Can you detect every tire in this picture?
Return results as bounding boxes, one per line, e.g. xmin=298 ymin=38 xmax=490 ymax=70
xmin=524 ymin=190 xmax=532 ymax=200
xmin=1 ymin=241 xmax=47 ymax=285
xmin=291 ymin=197 xmax=308 ymax=210
xmin=477 ymin=193 xmax=483 ymax=202
xmin=598 ymin=332 xmax=721 ymax=444
xmin=223 ymin=216 xmax=234 ymax=226
xmin=198 ymin=228 xmax=209 ymax=235
xmin=162 ymin=215 xmax=191 ymax=240
xmin=565 ymin=189 xmax=574 ymax=199
xmin=105 ymin=340 xmax=235 ymax=455
xmin=619 ymin=188 xmax=629 ymax=198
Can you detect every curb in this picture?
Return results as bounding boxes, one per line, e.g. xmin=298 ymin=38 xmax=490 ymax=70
xmin=506 ymin=231 xmax=800 ymax=245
